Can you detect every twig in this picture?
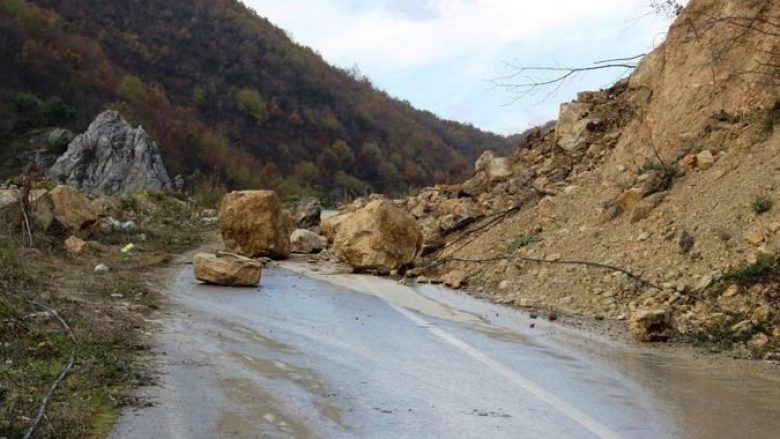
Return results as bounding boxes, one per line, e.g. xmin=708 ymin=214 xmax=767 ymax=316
xmin=23 ymin=300 xmax=76 ymax=439
xmin=19 ymin=198 xmax=33 ymax=247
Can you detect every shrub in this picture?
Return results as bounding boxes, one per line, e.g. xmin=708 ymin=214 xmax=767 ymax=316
xmin=722 ymin=254 xmax=780 ymax=286
xmin=641 ymin=160 xmax=680 ymax=191
xmin=13 ymin=92 xmax=43 ymax=115
xmin=507 ymin=235 xmax=539 ymax=253
xmin=751 ymin=196 xmax=772 ymax=215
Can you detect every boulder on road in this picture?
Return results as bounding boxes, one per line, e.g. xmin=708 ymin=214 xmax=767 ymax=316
xmin=629 ymin=309 xmax=673 ymax=342
xmin=290 ymin=229 xmax=327 ymax=254
xmin=333 ymin=199 xmax=422 ymax=273
xmin=193 ymin=252 xmax=262 ymax=287
xmin=49 ymin=185 xmax=97 ymax=230
xmin=219 ymin=190 xmax=290 ymax=259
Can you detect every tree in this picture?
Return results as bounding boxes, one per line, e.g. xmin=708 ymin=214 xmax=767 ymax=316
xmin=234 ymin=87 xmax=268 ymax=123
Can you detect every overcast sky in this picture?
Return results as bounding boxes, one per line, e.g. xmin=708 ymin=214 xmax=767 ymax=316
xmin=242 ymin=0 xmax=682 ymax=135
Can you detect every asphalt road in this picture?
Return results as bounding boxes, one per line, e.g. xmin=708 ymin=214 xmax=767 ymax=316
xmin=111 ymin=261 xmax=780 ymax=439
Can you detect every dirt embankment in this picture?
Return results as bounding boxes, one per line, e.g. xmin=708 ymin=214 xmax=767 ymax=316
xmin=331 ymin=0 xmax=780 ymax=360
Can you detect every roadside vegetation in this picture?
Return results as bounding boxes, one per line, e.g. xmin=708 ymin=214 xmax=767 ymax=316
xmin=0 ymin=190 xmax=214 ymax=437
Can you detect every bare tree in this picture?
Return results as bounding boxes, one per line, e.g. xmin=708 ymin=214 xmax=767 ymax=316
xmin=492 ymin=1 xmax=780 ymax=102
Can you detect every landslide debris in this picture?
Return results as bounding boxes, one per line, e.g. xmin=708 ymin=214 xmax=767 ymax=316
xmin=327 ymin=0 xmax=780 ymax=358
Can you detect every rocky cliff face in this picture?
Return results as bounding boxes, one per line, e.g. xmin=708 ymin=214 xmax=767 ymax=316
xmin=47 ymin=111 xmax=173 ymax=195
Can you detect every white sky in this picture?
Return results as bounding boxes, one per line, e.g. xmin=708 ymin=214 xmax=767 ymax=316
xmin=243 ymin=0 xmax=683 ymax=135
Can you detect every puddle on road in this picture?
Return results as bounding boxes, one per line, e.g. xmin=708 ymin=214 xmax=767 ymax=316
xmin=218 ymin=377 xmax=318 ymax=438
xmin=217 ymin=321 xmax=298 ymax=354
xmin=232 ymin=352 xmax=349 ymax=430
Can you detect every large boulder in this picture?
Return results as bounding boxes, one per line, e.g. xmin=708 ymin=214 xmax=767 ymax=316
xmin=320 ymin=212 xmax=351 ymax=243
xmin=333 ymin=199 xmax=422 ymax=273
xmin=193 ymin=253 xmax=262 ymax=287
xmin=49 ymin=185 xmax=97 ymax=230
xmin=47 ymin=110 xmax=173 ymax=195
xmin=290 ymin=229 xmax=327 ymax=254
xmin=219 ymin=190 xmax=290 ymax=259
xmin=475 ymin=151 xmax=513 ymax=183
xmin=556 ymin=102 xmax=598 ymax=151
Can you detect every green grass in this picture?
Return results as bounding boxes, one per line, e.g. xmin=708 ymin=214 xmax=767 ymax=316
xmin=507 ymin=235 xmax=539 ymax=253
xmin=751 ymin=196 xmax=772 ymax=215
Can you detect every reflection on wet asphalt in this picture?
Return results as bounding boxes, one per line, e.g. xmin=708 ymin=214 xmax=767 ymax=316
xmin=111 ymin=264 xmax=780 ymax=439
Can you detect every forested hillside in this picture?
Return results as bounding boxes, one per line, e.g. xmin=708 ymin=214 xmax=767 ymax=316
xmin=0 ymin=0 xmax=512 ymax=200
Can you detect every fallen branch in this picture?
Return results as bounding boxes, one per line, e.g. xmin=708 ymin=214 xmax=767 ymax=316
xmin=23 ymin=300 xmax=76 ymax=439
xmin=433 ymin=254 xmax=664 ymax=291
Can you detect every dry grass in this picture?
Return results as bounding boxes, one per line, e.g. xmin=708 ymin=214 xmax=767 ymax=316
xmin=0 ymin=192 xmax=213 ymax=437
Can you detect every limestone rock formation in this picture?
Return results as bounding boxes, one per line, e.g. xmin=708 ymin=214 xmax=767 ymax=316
xmin=219 ymin=190 xmax=290 ymax=259
xmin=333 ymin=199 xmax=422 ymax=273
xmin=47 ymin=110 xmax=173 ymax=195
xmin=193 ymin=253 xmax=262 ymax=287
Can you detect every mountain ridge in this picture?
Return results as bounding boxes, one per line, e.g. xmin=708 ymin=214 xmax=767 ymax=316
xmin=0 ymin=0 xmax=513 ymax=200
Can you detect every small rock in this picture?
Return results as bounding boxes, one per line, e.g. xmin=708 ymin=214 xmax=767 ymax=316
xmin=730 ymin=319 xmax=754 ymax=335
xmin=498 ymin=280 xmax=509 ymax=290
xmin=201 ymin=217 xmax=218 ymax=226
xmin=290 ymin=229 xmax=327 ymax=254
xmin=748 ymin=333 xmax=770 ymax=352
xmin=768 ymin=222 xmax=780 ymax=234
xmin=695 ymin=150 xmax=715 ymax=170
xmin=678 ymin=231 xmax=694 ymax=254
xmin=751 ymin=305 xmax=770 ymax=324
xmin=94 ymin=264 xmax=110 ymax=274
xmin=547 ymin=312 xmax=559 ymax=321
xmin=106 ymin=217 xmax=138 ymax=233
xmin=771 ymin=324 xmax=780 ymax=342
xmin=678 ymin=154 xmax=697 ymax=170
xmin=616 ymin=189 xmax=643 ymax=212
xmin=722 ymin=284 xmax=739 ymax=298
xmin=695 ymin=274 xmax=714 ymax=290
xmin=637 ymin=231 xmax=650 ymax=241
xmin=746 ymin=232 xmax=765 ymax=246
xmin=442 ymin=270 xmax=468 ymax=289
xmin=110 ymin=293 xmax=124 ymax=299
xmin=65 ymin=236 xmax=88 ymax=256
xmin=629 ymin=309 xmax=672 ymax=342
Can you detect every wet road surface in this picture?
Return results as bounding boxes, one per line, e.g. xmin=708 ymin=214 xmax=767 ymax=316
xmin=111 ymin=262 xmax=780 ymax=438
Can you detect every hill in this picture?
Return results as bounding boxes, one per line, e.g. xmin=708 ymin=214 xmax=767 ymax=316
xmin=0 ymin=0 xmax=512 ymax=200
